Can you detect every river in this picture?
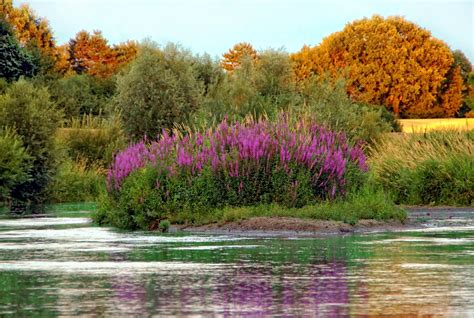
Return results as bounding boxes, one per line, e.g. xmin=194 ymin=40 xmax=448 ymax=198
xmin=0 ymin=215 xmax=473 ymax=316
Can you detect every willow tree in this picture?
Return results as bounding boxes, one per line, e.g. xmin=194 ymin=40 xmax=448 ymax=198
xmin=292 ymin=16 xmax=462 ymax=118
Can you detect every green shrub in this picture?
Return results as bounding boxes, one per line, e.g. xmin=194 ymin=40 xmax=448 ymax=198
xmin=48 ymin=74 xmax=115 ymax=118
xmin=114 ymin=42 xmax=203 ymax=140
xmin=56 ymin=114 xmax=127 ymax=168
xmin=370 ymin=130 xmax=474 ymax=206
xmin=46 ymin=159 xmax=105 ymax=203
xmin=196 ymin=49 xmax=298 ymax=126
xmin=0 ymin=79 xmax=62 ymax=213
xmin=295 ymin=78 xmax=396 ymax=145
xmin=0 ymin=129 xmax=32 ymax=201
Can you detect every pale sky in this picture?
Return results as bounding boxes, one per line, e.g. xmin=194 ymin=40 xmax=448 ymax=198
xmin=14 ymin=0 xmax=474 ymax=61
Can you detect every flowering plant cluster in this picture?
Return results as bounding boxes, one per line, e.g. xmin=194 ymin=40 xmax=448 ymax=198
xmin=107 ymin=117 xmax=367 ymax=212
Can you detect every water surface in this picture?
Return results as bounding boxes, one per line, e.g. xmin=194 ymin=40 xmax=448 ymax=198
xmin=0 ymin=216 xmax=473 ymax=316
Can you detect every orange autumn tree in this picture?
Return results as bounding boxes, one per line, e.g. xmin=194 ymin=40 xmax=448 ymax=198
xmin=113 ymin=40 xmax=138 ymax=67
xmin=1 ymin=0 xmax=61 ymax=73
xmin=292 ymin=16 xmax=461 ymax=118
xmin=68 ymin=31 xmax=138 ymax=78
xmin=2 ymin=3 xmax=55 ymax=51
xmin=68 ymin=30 xmax=116 ymax=78
xmin=438 ymin=66 xmax=464 ymax=117
xmin=221 ymin=42 xmax=258 ymax=72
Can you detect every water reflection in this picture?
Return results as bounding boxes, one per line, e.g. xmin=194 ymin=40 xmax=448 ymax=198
xmin=0 ymin=218 xmax=473 ymax=316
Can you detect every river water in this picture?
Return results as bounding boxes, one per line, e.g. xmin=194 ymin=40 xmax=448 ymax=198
xmin=0 ymin=216 xmax=473 ymax=317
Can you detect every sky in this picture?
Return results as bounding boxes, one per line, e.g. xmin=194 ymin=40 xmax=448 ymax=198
xmin=15 ymin=0 xmax=474 ymax=61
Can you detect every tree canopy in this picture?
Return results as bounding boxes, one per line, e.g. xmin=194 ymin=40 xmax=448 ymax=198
xmin=291 ymin=15 xmax=462 ymax=118
xmin=221 ymin=42 xmax=258 ymax=72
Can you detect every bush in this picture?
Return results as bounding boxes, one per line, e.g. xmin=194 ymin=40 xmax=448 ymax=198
xmin=48 ymin=74 xmax=115 ymax=118
xmin=0 ymin=129 xmax=32 ymax=201
xmin=114 ymin=42 xmax=203 ymax=140
xmin=56 ymin=114 xmax=127 ymax=168
xmin=98 ymin=117 xmax=368 ymax=229
xmin=0 ymin=79 xmax=62 ymax=213
xmin=45 ymin=159 xmax=105 ymax=203
xmin=295 ymin=78 xmax=397 ymax=145
xmin=196 ymin=50 xmax=298 ymax=126
xmin=370 ymin=130 xmax=474 ymax=206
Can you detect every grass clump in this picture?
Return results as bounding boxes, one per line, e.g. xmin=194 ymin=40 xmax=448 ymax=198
xmin=370 ymin=130 xmax=474 ymax=206
xmin=171 ymin=186 xmax=406 ymax=226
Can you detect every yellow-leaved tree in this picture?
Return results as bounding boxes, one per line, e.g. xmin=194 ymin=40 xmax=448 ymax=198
xmin=292 ymin=15 xmax=462 ymax=118
xmin=221 ymin=42 xmax=258 ymax=72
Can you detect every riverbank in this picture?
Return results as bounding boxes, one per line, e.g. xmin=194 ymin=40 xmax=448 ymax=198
xmin=175 ymin=207 xmax=474 ymax=236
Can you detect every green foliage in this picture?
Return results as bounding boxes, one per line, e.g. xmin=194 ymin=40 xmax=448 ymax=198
xmin=0 ymin=128 xmax=32 ymax=200
xmin=196 ymin=49 xmax=298 ymax=125
xmin=295 ymin=78 xmax=397 ymax=145
xmin=192 ymin=53 xmax=224 ymax=95
xmin=0 ymin=19 xmax=36 ymax=81
xmin=370 ymin=130 xmax=474 ymax=206
xmin=45 ymin=159 xmax=105 ymax=203
xmin=97 ymin=167 xmax=163 ymax=230
xmin=114 ymin=42 xmax=203 ymax=140
xmin=56 ymin=114 xmax=127 ymax=168
xmin=159 ymin=219 xmax=170 ymax=232
xmin=170 ymin=186 xmax=405 ymax=226
xmin=0 ymin=79 xmax=62 ymax=212
xmin=48 ymin=74 xmax=115 ymax=118
xmin=452 ymin=49 xmax=472 ymax=83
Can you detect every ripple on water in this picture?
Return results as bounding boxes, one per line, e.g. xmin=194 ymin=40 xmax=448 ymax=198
xmin=0 ymin=261 xmax=225 ymax=275
xmin=361 ymin=237 xmax=474 ymax=245
xmin=0 ymin=242 xmax=131 ymax=252
xmin=0 ymin=227 xmax=252 ymax=245
xmin=0 ymin=217 xmax=90 ymax=227
xmin=168 ymin=245 xmax=262 ymax=251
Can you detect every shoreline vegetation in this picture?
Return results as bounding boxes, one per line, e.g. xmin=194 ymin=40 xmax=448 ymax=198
xmin=2 ymin=203 xmax=473 ymax=237
xmin=1 ymin=5 xmax=473 ymax=233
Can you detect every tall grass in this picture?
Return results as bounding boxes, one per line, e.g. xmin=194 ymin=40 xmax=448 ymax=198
xmin=56 ymin=114 xmax=127 ymax=168
xmin=369 ymin=130 xmax=474 ymax=206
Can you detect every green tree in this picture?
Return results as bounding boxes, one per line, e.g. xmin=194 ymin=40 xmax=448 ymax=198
xmin=0 ymin=18 xmax=35 ymax=81
xmin=0 ymin=128 xmax=32 ymax=201
xmin=0 ymin=80 xmax=61 ymax=213
xmin=48 ymin=74 xmax=115 ymax=118
xmin=452 ymin=50 xmax=472 ymax=83
xmin=114 ymin=43 xmax=203 ymax=140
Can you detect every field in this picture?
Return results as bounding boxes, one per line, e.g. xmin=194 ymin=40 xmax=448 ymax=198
xmin=399 ymin=118 xmax=474 ymax=133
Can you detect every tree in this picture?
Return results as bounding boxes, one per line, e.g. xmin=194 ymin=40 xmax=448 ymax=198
xmin=435 ymin=66 xmax=464 ymax=118
xmin=0 ymin=80 xmax=61 ymax=213
xmin=68 ymin=30 xmax=116 ymax=78
xmin=113 ymin=40 xmax=138 ymax=68
xmin=221 ymin=42 xmax=258 ymax=72
xmin=0 ymin=128 xmax=32 ymax=201
xmin=0 ymin=18 xmax=36 ymax=81
xmin=114 ymin=43 xmax=203 ymax=140
xmin=1 ymin=1 xmax=58 ymax=74
xmin=292 ymin=16 xmax=459 ymax=118
xmin=452 ymin=50 xmax=472 ymax=83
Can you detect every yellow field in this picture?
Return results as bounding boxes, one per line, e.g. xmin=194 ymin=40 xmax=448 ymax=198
xmin=399 ymin=118 xmax=474 ymax=133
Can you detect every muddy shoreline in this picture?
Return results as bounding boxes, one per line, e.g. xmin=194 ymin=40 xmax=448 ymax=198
xmin=174 ymin=207 xmax=474 ymax=236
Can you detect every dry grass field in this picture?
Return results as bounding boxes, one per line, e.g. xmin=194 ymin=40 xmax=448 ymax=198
xmin=399 ymin=118 xmax=474 ymax=133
